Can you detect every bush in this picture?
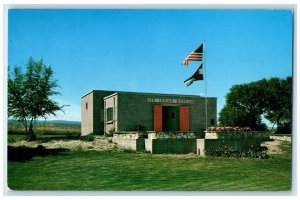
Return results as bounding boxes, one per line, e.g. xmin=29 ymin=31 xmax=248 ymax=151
xmin=276 ymin=125 xmax=291 ymax=134
xmin=80 ymin=133 xmax=95 ymax=142
xmin=65 ymin=132 xmax=81 ymax=139
xmin=8 ymin=138 xmax=16 ymax=143
xmin=206 ymin=146 xmax=269 ymax=159
xmin=105 ymin=128 xmax=115 ymax=137
xmin=134 ymin=123 xmax=146 ymax=132
xmin=122 ymin=148 xmax=136 ymax=153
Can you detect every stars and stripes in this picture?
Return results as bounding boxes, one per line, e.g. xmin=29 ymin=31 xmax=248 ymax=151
xmin=184 ymin=64 xmax=204 ymax=87
xmin=182 ymin=43 xmax=203 ymax=65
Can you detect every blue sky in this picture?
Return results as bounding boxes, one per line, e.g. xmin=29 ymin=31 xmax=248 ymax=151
xmin=8 ymin=9 xmax=293 ymax=121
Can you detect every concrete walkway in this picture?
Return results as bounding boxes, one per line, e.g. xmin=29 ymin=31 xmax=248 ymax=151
xmin=270 ymin=136 xmax=291 ymax=142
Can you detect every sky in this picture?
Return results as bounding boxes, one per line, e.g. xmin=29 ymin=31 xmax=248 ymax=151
xmin=8 ymin=9 xmax=293 ymax=121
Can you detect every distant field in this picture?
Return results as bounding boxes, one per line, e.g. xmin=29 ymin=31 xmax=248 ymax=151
xmin=8 ymin=126 xmax=81 ymax=135
xmin=7 ymin=141 xmax=292 ymax=191
xmin=7 ymin=122 xmax=81 ymax=142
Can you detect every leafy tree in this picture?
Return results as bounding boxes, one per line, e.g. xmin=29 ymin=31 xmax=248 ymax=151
xmin=219 ymin=76 xmax=292 ymax=132
xmin=219 ymin=81 xmax=267 ymax=130
xmin=263 ymin=77 xmax=292 ymax=133
xmin=8 ymin=57 xmax=63 ymax=140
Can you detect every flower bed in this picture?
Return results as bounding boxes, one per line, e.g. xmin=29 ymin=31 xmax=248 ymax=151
xmin=205 ymin=131 xmax=270 ymax=140
xmin=206 ymin=126 xmax=252 ymax=132
xmin=205 ymin=146 xmax=269 ymax=159
xmin=204 ymin=129 xmax=271 ymax=159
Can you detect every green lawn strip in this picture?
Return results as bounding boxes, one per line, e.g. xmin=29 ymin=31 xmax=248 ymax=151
xmin=7 ymin=134 xmax=25 ymax=142
xmin=8 ymin=143 xmax=292 ymax=191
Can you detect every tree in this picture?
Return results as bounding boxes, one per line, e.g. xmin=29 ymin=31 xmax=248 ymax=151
xmin=219 ymin=81 xmax=267 ymax=130
xmin=263 ymin=77 xmax=292 ymax=133
xmin=219 ymin=76 xmax=292 ymax=132
xmin=8 ymin=57 xmax=63 ymax=140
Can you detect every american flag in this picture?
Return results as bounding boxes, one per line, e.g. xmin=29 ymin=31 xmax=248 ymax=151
xmin=182 ymin=43 xmax=203 ymax=65
xmin=184 ymin=64 xmax=204 ymax=87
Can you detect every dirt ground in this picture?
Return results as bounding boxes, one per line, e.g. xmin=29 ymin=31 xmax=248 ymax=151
xmin=9 ymin=136 xmax=289 ymax=155
xmin=261 ymin=139 xmax=285 ymax=155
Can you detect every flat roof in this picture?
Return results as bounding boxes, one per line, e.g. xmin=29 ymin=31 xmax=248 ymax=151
xmin=81 ymin=89 xmax=116 ymax=98
xmin=102 ymin=90 xmax=217 ymax=100
xmin=82 ymin=89 xmax=217 ymax=100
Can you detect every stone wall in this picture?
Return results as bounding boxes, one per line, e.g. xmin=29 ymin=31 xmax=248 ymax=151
xmin=204 ymin=131 xmax=270 ymax=140
xmin=145 ymin=139 xmax=197 ymax=154
xmin=104 ymin=93 xmax=118 ymax=133
xmin=82 ymin=90 xmax=217 ymax=135
xmin=112 ymin=138 xmax=145 ymax=151
xmin=113 ymin=132 xmax=150 ymax=139
xmin=81 ymin=90 xmax=115 ymax=136
xmin=148 ymin=132 xmax=197 ymax=139
xmin=203 ymin=131 xmax=271 ymax=153
xmin=93 ymin=90 xmax=116 ymax=134
xmin=116 ymin=92 xmax=217 ymax=132
xmin=113 ymin=131 xmax=199 ymax=154
xmin=205 ymin=138 xmax=265 ymax=151
xmin=81 ymin=92 xmax=94 ymax=136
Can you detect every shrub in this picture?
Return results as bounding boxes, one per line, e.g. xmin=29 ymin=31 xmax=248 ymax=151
xmin=8 ymin=138 xmax=16 ymax=143
xmin=80 ymin=133 xmax=95 ymax=142
xmin=206 ymin=146 xmax=269 ymax=159
xmin=105 ymin=128 xmax=115 ymax=137
xmin=108 ymin=138 xmax=113 ymax=143
xmin=134 ymin=123 xmax=146 ymax=132
xmin=66 ymin=132 xmax=81 ymax=139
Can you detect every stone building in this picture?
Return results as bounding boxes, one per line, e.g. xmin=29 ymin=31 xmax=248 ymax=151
xmin=81 ymin=90 xmax=217 ymax=136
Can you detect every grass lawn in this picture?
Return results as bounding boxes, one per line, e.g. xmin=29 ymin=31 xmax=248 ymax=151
xmin=7 ymin=142 xmax=291 ymax=191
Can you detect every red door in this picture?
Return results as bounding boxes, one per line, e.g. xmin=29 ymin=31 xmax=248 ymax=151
xmin=180 ymin=106 xmax=189 ymax=132
xmin=153 ymin=105 xmax=162 ymax=132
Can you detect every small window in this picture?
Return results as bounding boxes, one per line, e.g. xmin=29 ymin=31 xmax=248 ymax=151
xmin=107 ymin=107 xmax=113 ymax=122
xmin=86 ymin=102 xmax=88 ymax=110
xmin=210 ymin=119 xmax=215 ymax=126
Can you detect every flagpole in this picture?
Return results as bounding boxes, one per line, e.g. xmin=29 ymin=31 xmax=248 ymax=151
xmin=203 ymin=40 xmax=208 ymax=130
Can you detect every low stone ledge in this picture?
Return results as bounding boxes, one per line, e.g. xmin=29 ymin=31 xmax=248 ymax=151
xmin=148 ymin=132 xmax=199 ymax=139
xmin=204 ymin=131 xmax=270 ymax=140
xmin=113 ymin=131 xmax=153 ymax=139
xmin=112 ymin=138 xmax=145 ymax=151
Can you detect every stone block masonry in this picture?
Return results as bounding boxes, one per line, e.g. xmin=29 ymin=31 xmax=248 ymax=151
xmin=82 ymin=90 xmax=217 ymax=135
xmin=112 ymin=138 xmax=145 ymax=151
xmin=81 ymin=90 xmax=116 ymax=135
xmin=145 ymin=139 xmax=197 ymax=154
xmin=197 ymin=139 xmax=205 ymax=157
xmin=112 ymin=131 xmax=271 ymax=155
xmin=148 ymin=132 xmax=197 ymax=139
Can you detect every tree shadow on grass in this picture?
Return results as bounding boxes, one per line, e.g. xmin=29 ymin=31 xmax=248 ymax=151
xmin=8 ymin=145 xmax=70 ymax=162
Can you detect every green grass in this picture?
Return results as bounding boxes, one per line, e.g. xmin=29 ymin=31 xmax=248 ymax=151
xmin=8 ymin=126 xmax=81 ymax=136
xmin=7 ymin=134 xmax=26 ymax=142
xmin=7 ymin=142 xmax=292 ymax=191
xmin=7 ymin=126 xmax=81 ymax=143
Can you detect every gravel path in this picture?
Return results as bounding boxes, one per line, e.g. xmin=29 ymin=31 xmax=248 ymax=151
xmin=9 ymin=136 xmax=120 ymax=151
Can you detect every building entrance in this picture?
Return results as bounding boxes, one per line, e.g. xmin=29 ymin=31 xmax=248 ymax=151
xmin=162 ymin=106 xmax=179 ymax=131
xmin=153 ymin=105 xmax=189 ymax=132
